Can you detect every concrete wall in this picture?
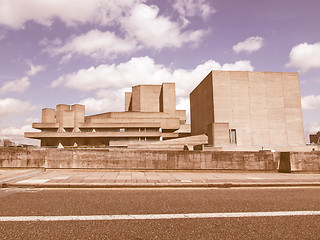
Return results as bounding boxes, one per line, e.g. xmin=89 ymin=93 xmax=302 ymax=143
xmin=131 ymin=85 xmax=162 ymax=112
xmin=209 ymin=123 xmax=230 ymax=146
xmin=290 ymin=152 xmax=320 ymax=171
xmin=190 ymin=72 xmax=214 ymax=137
xmin=0 ymin=148 xmax=317 ymax=171
xmin=0 ymin=148 xmax=279 ymax=170
xmin=191 ymin=71 xmax=305 ymax=148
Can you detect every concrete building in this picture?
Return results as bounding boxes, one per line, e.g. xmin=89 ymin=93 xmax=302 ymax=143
xmin=0 ymin=139 xmax=15 ymax=147
xmin=310 ymin=131 xmax=320 ymax=144
xmin=190 ymin=71 xmax=305 ymax=149
xmin=25 ymin=83 xmax=192 ymax=147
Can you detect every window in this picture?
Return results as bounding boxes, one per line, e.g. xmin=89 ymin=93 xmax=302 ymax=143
xmin=230 ymin=129 xmax=237 ymax=144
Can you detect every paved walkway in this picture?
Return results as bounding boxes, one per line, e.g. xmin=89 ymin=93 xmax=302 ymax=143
xmin=1 ymin=169 xmax=320 ymax=188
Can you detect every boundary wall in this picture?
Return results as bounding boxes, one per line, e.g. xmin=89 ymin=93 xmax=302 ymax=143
xmin=0 ymin=148 xmax=319 ymax=171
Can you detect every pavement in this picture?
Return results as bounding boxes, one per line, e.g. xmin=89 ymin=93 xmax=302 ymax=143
xmin=1 ymin=168 xmax=320 ymax=188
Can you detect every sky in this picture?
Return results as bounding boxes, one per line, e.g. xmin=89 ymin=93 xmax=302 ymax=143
xmin=0 ymin=0 xmax=320 ymax=145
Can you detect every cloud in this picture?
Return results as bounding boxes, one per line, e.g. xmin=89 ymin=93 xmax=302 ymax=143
xmin=176 ymin=96 xmax=190 ymax=123
xmin=33 ymin=2 xmax=209 ymax=60
xmin=286 ymin=42 xmax=320 ymax=72
xmin=0 ymin=125 xmax=34 ymax=136
xmin=301 ymin=95 xmax=320 ymax=110
xmin=307 ymin=122 xmax=320 ymax=135
xmin=172 ymin=0 xmax=215 ymax=21
xmin=233 ymin=36 xmax=264 ymax=53
xmin=79 ymin=89 xmax=126 ymax=114
xmin=122 ymin=4 xmax=205 ymax=49
xmin=53 ymin=56 xmax=254 ymax=116
xmin=52 ymin=56 xmax=172 ymax=91
xmin=0 ymin=124 xmax=40 ymax=145
xmin=305 ymin=121 xmax=320 ymax=143
xmin=26 ymin=63 xmax=45 ymax=76
xmin=0 ymin=0 xmax=140 ymax=29
xmin=25 ymin=117 xmax=40 ymax=124
xmin=0 ymin=62 xmax=44 ymax=95
xmin=0 ymin=77 xmax=30 ymax=95
xmin=0 ymin=98 xmax=37 ymax=117
xmin=46 ymin=30 xmax=138 ymax=61
xmin=1 ymin=1 xmax=207 ymax=60
xmin=52 ymin=56 xmax=254 ymax=96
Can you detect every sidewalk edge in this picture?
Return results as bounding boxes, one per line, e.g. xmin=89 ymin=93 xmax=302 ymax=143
xmin=2 ymin=182 xmax=320 ymax=189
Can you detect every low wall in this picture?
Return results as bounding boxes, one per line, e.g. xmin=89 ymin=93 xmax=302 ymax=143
xmin=290 ymin=152 xmax=320 ymax=171
xmin=0 ymin=148 xmax=318 ymax=171
xmin=0 ymin=147 xmax=276 ymax=170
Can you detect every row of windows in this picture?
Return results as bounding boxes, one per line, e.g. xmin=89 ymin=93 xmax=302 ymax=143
xmin=42 ymin=128 xmax=161 ymax=133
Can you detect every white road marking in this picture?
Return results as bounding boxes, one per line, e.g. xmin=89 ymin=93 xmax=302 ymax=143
xmin=180 ymin=180 xmax=193 ymax=183
xmin=1 ymin=211 xmax=320 ymax=222
xmin=16 ymin=179 xmax=50 ymax=184
xmin=52 ymin=176 xmax=70 ymax=180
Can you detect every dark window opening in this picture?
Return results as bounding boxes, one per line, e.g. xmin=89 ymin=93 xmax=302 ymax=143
xmin=230 ymin=129 xmax=237 ymax=144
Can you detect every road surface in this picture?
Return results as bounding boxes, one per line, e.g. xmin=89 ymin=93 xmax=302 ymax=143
xmin=0 ymin=187 xmax=319 ymax=239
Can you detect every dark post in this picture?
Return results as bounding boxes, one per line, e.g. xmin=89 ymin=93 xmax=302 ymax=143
xmin=278 ymin=152 xmax=291 ymax=173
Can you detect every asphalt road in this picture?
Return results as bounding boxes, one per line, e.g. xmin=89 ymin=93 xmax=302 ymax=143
xmin=0 ymin=187 xmax=320 ymax=239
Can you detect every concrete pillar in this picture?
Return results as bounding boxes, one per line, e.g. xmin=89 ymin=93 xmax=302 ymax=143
xmin=125 ymin=92 xmax=132 ymax=111
xmin=71 ymin=104 xmax=85 ymax=131
xmin=160 ymin=83 xmax=176 ymax=115
xmin=42 ymin=108 xmax=55 ymax=123
xmin=131 ymin=86 xmax=140 ymax=112
xmin=56 ymin=104 xmax=70 ymax=126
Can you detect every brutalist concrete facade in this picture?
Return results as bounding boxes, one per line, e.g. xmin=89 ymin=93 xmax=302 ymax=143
xmin=190 ymin=71 xmax=305 ymax=148
xmin=25 ymin=83 xmax=191 ymax=147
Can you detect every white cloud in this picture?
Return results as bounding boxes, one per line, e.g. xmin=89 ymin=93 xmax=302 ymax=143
xmin=0 ymin=125 xmax=33 ymax=136
xmin=0 ymin=0 xmax=140 ymax=29
xmin=0 ymin=77 xmax=30 ymax=95
xmin=53 ymin=56 xmax=254 ymax=117
xmin=26 ymin=63 xmax=45 ymax=76
xmin=1 ymin=1 xmax=207 ymax=59
xmin=0 ymin=63 xmax=44 ymax=95
xmin=122 ymin=4 xmax=205 ymax=49
xmin=307 ymin=122 xmax=320 ymax=135
xmin=46 ymin=30 xmax=138 ymax=61
xmin=0 ymin=98 xmax=37 ymax=117
xmin=176 ymin=96 xmax=190 ymax=123
xmin=45 ymin=2 xmax=208 ymax=61
xmin=79 ymin=89 xmax=127 ymax=114
xmin=53 ymin=57 xmax=254 ymax=96
xmin=286 ymin=42 xmax=320 ymax=72
xmin=304 ymin=121 xmax=320 ymax=143
xmin=51 ymin=56 xmax=172 ymax=91
xmin=0 ymin=124 xmax=40 ymax=145
xmin=233 ymin=36 xmax=264 ymax=54
xmin=301 ymin=95 xmax=320 ymax=110
xmin=25 ymin=117 xmax=40 ymax=124
xmin=172 ymin=0 xmax=215 ymax=21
